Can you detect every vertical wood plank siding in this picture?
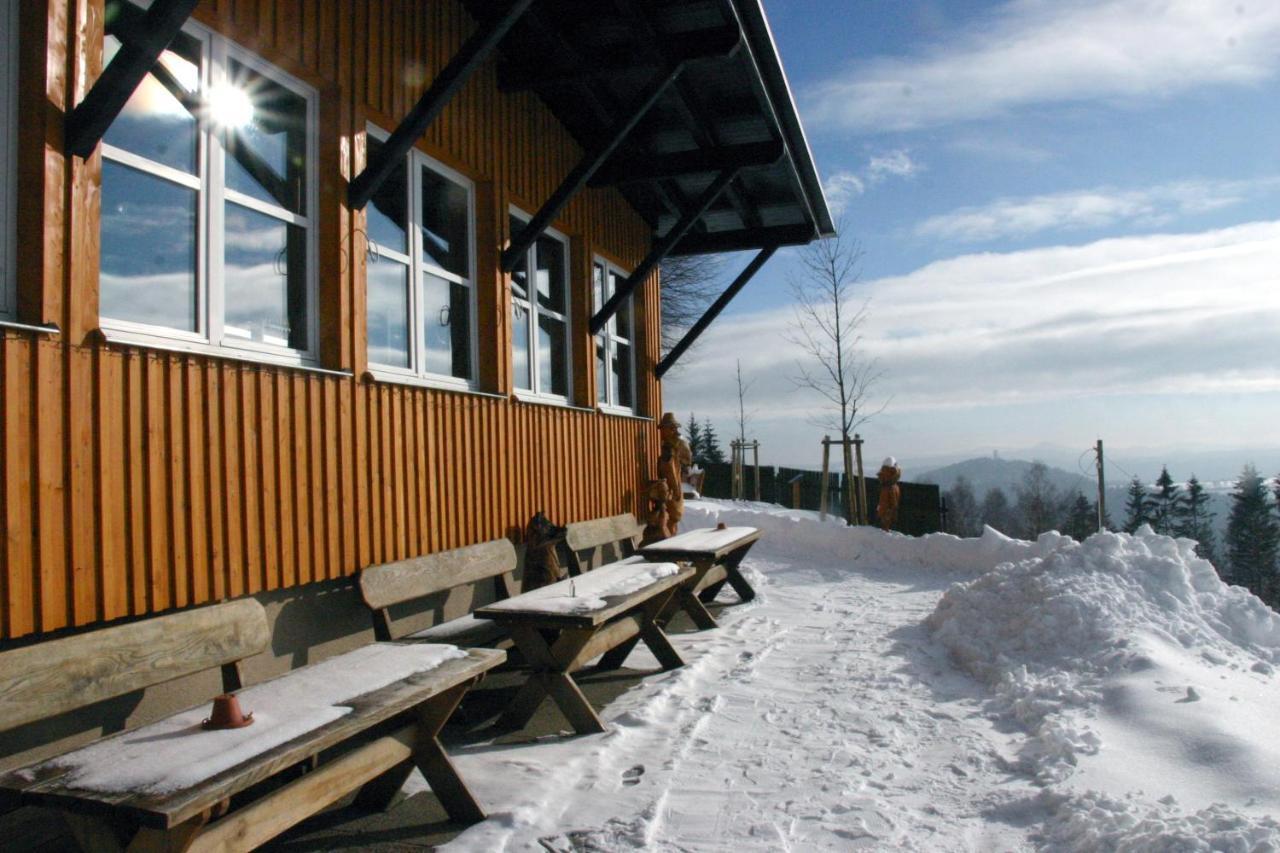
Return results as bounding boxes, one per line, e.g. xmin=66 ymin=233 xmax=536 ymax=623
xmin=1 ymin=0 xmax=663 ymax=639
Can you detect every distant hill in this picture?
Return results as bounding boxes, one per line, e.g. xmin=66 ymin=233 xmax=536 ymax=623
xmin=917 ymin=456 xmax=1095 ymax=498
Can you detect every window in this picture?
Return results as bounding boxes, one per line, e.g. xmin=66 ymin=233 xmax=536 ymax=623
xmin=509 ymin=211 xmax=571 ymax=401
xmin=98 ymin=8 xmax=317 ymax=360
xmin=365 ymin=127 xmax=476 ymax=385
xmin=594 ymin=258 xmax=635 ymax=411
xmin=0 ymin=0 xmax=16 ymax=318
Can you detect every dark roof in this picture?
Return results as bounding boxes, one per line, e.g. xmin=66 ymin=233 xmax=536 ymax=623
xmin=465 ymin=0 xmax=835 ymax=255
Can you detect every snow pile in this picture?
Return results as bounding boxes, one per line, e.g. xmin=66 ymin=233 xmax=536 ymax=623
xmin=31 ymin=643 xmax=466 ymax=795
xmin=1039 ymin=790 xmax=1280 ymax=852
xmin=925 ymin=525 xmax=1280 ymax=781
xmin=683 ymin=499 xmax=1067 ymax=576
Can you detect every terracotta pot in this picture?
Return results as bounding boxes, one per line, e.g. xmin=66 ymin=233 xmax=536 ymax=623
xmin=202 ymin=694 xmax=255 ymax=730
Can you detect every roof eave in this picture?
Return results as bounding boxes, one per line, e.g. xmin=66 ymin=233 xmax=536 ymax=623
xmin=732 ymin=0 xmax=836 ymax=239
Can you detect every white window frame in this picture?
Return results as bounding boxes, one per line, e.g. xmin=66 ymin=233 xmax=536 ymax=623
xmin=0 ymin=0 xmax=18 ymax=319
xmin=365 ymin=125 xmax=479 ymax=390
xmin=98 ymin=15 xmax=319 ymax=366
xmin=509 ymin=207 xmax=572 ymax=404
xmin=594 ymin=256 xmax=636 ymax=413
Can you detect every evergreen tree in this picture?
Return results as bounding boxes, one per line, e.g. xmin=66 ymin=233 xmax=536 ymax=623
xmin=1063 ymin=492 xmax=1095 ymax=541
xmin=685 ymin=414 xmax=705 ymax=465
xmin=1173 ymin=474 xmax=1217 ymax=565
xmin=980 ymin=487 xmax=1013 ymax=536
xmin=1225 ymin=465 xmax=1278 ymax=601
xmin=1122 ymin=476 xmax=1156 ymax=533
xmin=1151 ymin=466 xmax=1184 ymax=535
xmin=944 ymin=476 xmax=981 ymax=537
xmin=701 ymin=419 xmax=726 ymax=464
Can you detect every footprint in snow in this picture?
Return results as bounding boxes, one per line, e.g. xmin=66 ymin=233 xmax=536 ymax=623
xmin=1175 ymin=686 xmax=1201 ymax=703
xmin=622 ymin=765 xmax=645 ymax=786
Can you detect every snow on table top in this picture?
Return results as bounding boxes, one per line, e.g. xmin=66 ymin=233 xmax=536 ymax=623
xmin=641 ymin=526 xmax=758 ymax=554
xmin=27 ymin=643 xmax=466 ymax=796
xmin=483 ymin=561 xmax=680 ymax=616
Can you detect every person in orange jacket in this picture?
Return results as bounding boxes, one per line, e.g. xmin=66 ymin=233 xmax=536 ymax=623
xmin=877 ymin=457 xmax=902 ymax=531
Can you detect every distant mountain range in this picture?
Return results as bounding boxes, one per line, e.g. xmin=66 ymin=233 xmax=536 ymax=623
xmin=916 ymin=456 xmax=1096 ymax=499
xmin=917 ymin=455 xmax=1237 ymax=542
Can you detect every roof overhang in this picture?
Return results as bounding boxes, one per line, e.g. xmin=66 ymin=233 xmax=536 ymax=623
xmin=464 ymin=0 xmax=835 ymax=256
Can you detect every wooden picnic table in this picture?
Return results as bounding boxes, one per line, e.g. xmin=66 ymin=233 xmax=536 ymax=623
xmin=474 ymin=560 xmax=694 ymax=735
xmin=0 ymin=645 xmax=504 ymax=852
xmin=640 ymin=525 xmax=761 ymax=629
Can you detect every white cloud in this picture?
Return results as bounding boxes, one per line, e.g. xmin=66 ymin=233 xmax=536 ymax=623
xmin=822 ymin=171 xmax=867 ymax=217
xmin=914 ymin=178 xmax=1276 ymax=243
xmin=664 ymin=221 xmax=1280 ymax=464
xmin=824 ymin=149 xmax=922 ymax=215
xmin=805 ymin=0 xmax=1280 ymax=132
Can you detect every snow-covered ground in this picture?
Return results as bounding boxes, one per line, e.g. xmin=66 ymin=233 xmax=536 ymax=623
xmin=438 ymin=499 xmax=1280 ymax=851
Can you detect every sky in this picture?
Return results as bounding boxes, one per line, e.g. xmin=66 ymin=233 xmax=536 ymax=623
xmin=662 ymin=0 xmax=1280 ymax=481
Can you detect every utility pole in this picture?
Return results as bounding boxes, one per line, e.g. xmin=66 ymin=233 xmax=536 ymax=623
xmin=1095 ymin=438 xmax=1106 ymax=532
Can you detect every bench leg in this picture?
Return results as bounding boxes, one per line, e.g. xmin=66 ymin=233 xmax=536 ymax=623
xmin=639 ymin=623 xmax=684 ymax=671
xmin=410 ymin=682 xmax=487 ymax=824
xmin=674 ymin=586 xmax=718 ymax=630
xmin=723 ymin=566 xmax=756 ymax=602
xmin=497 ymin=626 xmax=605 ymax=735
xmin=353 ymin=758 xmax=416 ymax=813
xmin=596 ymin=636 xmax=642 ymax=671
xmin=698 ymin=579 xmax=728 ymax=603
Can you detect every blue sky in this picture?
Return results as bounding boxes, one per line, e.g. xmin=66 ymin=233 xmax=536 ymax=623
xmin=664 ymin=0 xmax=1280 ymax=480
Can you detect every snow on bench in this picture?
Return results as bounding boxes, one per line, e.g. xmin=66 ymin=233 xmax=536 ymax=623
xmin=642 ymin=525 xmax=760 ymax=555
xmin=481 ymin=561 xmax=680 ymax=616
xmin=22 ymin=643 xmax=467 ymax=796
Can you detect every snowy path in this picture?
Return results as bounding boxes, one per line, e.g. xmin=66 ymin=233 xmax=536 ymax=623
xmin=440 ymin=501 xmax=1280 ymax=851
xmin=444 ymin=555 xmax=1037 ymax=851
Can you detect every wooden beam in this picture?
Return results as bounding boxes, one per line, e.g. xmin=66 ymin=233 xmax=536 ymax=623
xmin=588 ymin=140 xmax=783 ymax=186
xmin=65 ymin=0 xmax=200 ymax=159
xmin=590 ymin=168 xmax=739 ymax=335
xmin=655 ymin=245 xmax=776 ymax=379
xmin=671 ymin=223 xmax=815 ymax=256
xmin=496 ymin=26 xmax=741 ymax=92
xmin=500 ymin=64 xmax=686 ymax=273
xmin=348 ymin=0 xmax=538 ymax=210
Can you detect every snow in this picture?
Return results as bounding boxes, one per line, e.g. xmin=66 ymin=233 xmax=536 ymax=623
xmin=641 ymin=525 xmax=759 ymax=554
xmin=483 ymin=562 xmax=680 ymax=616
xmin=27 ymin=643 xmax=466 ymax=796
xmin=434 ymin=500 xmax=1279 ymax=851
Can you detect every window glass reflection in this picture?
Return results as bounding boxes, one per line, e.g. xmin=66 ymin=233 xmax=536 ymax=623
xmin=223 ymin=202 xmax=307 ymax=349
xmin=535 ymin=234 xmax=566 ymax=313
xmin=100 ymin=161 xmax=198 ymax=331
xmin=422 ymin=273 xmax=470 ymax=379
xmin=103 ymin=31 xmax=201 ymax=174
xmin=512 ymin=302 xmax=531 ymax=391
xmin=366 ymin=137 xmax=407 ymax=255
xmin=538 ymin=315 xmax=568 ymax=397
xmin=617 ymin=341 xmax=633 ymax=408
xmin=223 ymin=58 xmax=307 ymax=214
xmin=420 ymin=169 xmax=469 ymax=277
xmin=367 ymin=260 xmax=410 ymax=368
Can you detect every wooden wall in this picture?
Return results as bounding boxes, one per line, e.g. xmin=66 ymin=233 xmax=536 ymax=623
xmin=0 ymin=0 xmax=664 ymax=640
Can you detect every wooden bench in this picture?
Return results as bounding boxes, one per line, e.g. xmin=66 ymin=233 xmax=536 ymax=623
xmin=564 ymin=514 xmax=720 ymax=630
xmin=473 ymin=560 xmax=695 ymax=735
xmin=0 ymin=599 xmax=504 ymax=851
xmin=561 ymin=513 xmax=645 ymax=576
xmin=640 ymin=525 xmax=762 ymax=612
xmin=360 ymin=538 xmax=520 ymax=648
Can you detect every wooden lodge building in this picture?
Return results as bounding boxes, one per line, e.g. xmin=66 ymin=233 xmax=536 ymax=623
xmin=0 ymin=0 xmax=831 ymax=747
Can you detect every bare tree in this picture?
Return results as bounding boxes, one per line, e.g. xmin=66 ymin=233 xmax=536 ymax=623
xmin=785 ymin=232 xmax=884 ymax=440
xmin=734 ymin=359 xmax=755 ymax=444
xmin=658 ymin=255 xmax=723 ymax=374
